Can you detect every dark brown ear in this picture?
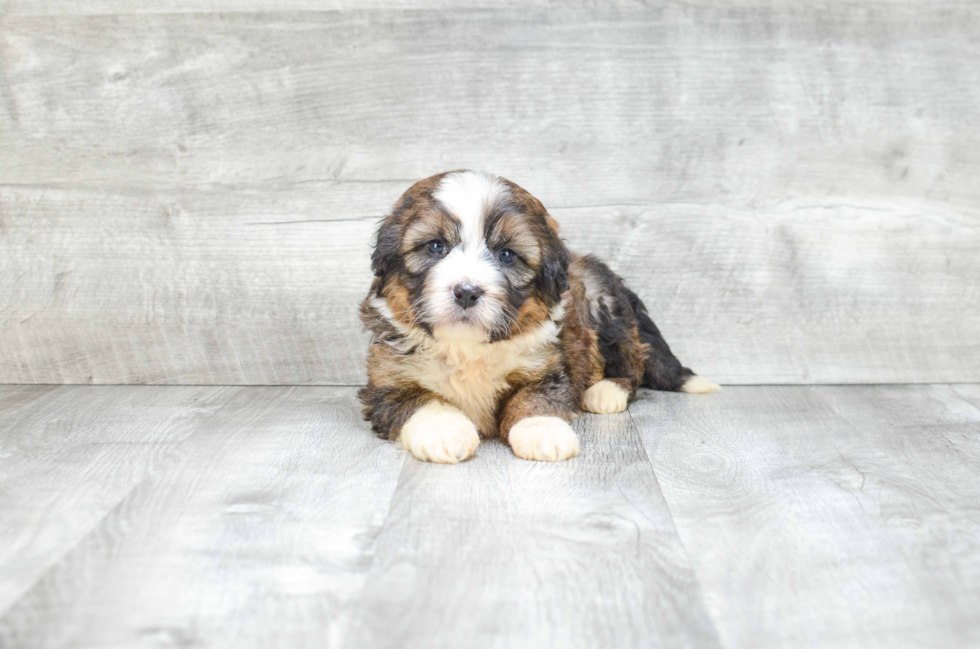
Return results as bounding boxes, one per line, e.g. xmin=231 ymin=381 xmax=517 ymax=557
xmin=537 ymin=233 xmax=570 ymax=306
xmin=370 ymin=188 xmax=423 ymax=295
xmin=370 ymin=214 xmax=402 ymax=296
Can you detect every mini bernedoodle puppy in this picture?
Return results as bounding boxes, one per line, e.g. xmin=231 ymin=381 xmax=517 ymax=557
xmin=359 ymin=170 xmax=718 ymax=464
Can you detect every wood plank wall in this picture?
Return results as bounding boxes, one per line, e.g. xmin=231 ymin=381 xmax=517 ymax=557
xmin=1 ymin=4 xmax=978 ymax=384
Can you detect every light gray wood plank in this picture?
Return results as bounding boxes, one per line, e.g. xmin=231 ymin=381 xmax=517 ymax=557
xmin=0 ymin=0 xmax=959 ymax=14
xmin=2 ymin=187 xmax=977 ymax=385
xmin=0 ymin=387 xmax=406 ymax=649
xmin=0 ymin=0 xmax=569 ymax=14
xmin=0 ymin=385 xmax=237 ymax=615
xmin=950 ymin=383 xmax=980 ymax=412
xmin=2 ymin=9 xmax=977 ymax=204
xmin=0 ymin=384 xmax=59 ymax=414
xmin=0 ymin=185 xmax=378 ymax=385
xmin=630 ymin=385 xmax=980 ymax=649
xmin=2 ymin=383 xmax=978 ymax=646
xmin=346 ymin=410 xmax=720 ymax=649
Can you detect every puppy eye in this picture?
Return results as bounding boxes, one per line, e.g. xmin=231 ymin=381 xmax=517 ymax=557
xmin=427 ymin=240 xmax=447 ymax=254
xmin=498 ymin=248 xmax=516 ymax=264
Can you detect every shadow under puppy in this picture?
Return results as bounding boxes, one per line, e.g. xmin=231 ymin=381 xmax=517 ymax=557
xmin=360 ymin=170 xmax=718 ymax=463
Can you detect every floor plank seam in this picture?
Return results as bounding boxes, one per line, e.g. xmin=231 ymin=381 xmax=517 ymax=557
xmin=948 ymin=385 xmax=980 ymax=415
xmin=0 ymin=465 xmax=158 ymax=621
xmin=339 ymin=450 xmax=410 ymax=622
xmin=0 ymin=387 xmax=253 ymax=620
xmin=623 ymin=404 xmax=729 ymax=649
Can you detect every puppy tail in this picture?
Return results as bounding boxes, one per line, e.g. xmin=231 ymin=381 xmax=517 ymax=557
xmin=622 ymin=286 xmax=720 ymax=394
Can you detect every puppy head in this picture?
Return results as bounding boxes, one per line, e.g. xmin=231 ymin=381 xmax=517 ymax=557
xmin=370 ymin=170 xmax=569 ymax=342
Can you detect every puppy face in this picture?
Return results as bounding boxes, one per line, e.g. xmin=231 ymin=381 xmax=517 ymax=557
xmin=370 ymin=170 xmax=569 ymax=342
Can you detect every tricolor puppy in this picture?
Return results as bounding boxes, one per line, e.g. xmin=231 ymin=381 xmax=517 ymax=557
xmin=359 ymin=170 xmax=718 ymax=463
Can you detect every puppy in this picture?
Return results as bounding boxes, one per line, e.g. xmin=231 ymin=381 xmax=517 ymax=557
xmin=359 ymin=170 xmax=718 ymax=463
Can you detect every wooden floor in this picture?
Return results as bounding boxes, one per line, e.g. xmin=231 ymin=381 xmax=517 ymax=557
xmin=0 ymin=384 xmax=977 ymax=648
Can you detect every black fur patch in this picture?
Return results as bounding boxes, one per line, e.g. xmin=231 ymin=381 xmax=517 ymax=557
xmin=578 ymin=255 xmax=694 ymax=392
xmin=623 ymin=287 xmax=694 ymax=391
xmin=538 ymin=242 xmax=570 ymax=306
xmin=358 ymin=384 xmax=436 ymax=440
xmin=370 ymin=215 xmax=404 ymax=297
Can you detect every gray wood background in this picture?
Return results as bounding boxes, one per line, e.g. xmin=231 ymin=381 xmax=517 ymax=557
xmin=1 ymin=3 xmax=978 ymax=385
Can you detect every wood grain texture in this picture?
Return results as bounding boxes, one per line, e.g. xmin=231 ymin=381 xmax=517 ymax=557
xmin=2 ymin=7 xmax=979 ymax=385
xmin=4 ymin=0 xmax=605 ymax=13
xmin=0 ymin=384 xmax=236 ymax=613
xmin=346 ymin=410 xmax=721 ymax=649
xmin=0 ymin=186 xmax=377 ymax=385
xmin=1 ymin=0 xmax=961 ymax=14
xmin=0 ymin=384 xmax=58 ymax=415
xmin=0 ymin=0 xmax=603 ymax=15
xmin=3 ymin=9 xmax=977 ymax=201
xmin=1 ymin=384 xmax=978 ymax=647
xmin=629 ymin=385 xmax=980 ymax=649
xmin=1 ymin=187 xmax=977 ymax=385
xmin=0 ymin=387 xmax=407 ymax=648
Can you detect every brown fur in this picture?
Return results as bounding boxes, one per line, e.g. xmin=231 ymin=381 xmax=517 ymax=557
xmin=358 ymin=171 xmax=705 ymax=459
xmin=360 ymin=259 xmax=635 ymax=441
xmin=508 ymin=297 xmax=550 ymax=337
xmin=562 ymin=264 xmax=608 ymax=397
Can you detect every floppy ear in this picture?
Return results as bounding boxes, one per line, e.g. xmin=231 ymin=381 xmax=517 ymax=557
xmin=538 ymin=234 xmax=570 ymax=306
xmin=370 ymin=214 xmax=402 ymax=296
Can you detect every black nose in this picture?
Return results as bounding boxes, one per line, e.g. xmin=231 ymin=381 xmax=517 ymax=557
xmin=453 ymin=283 xmax=483 ymax=310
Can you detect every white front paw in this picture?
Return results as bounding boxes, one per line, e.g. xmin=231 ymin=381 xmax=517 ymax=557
xmin=399 ymin=402 xmax=480 ymax=464
xmin=508 ymin=416 xmax=580 ymax=462
xmin=582 ymin=379 xmax=629 ymax=414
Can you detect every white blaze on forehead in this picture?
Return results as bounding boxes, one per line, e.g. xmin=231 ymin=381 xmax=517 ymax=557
xmin=425 ymin=171 xmax=510 ymax=335
xmin=433 ymin=170 xmax=508 ymax=250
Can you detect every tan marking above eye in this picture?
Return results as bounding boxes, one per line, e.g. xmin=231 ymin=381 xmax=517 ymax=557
xmin=490 ymin=214 xmax=541 ymax=266
xmin=401 ymin=210 xmax=459 ymax=254
xmin=402 ymin=223 xmax=442 ymax=254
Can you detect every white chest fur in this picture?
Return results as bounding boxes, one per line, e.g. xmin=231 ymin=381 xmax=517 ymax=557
xmin=400 ymin=321 xmax=560 ymax=436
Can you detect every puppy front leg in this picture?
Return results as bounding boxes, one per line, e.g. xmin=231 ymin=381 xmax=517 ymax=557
xmin=359 ymin=385 xmax=479 ymax=464
xmin=499 ymin=377 xmax=580 ymax=463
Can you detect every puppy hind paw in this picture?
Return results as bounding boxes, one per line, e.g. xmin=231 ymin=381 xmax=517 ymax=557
xmin=399 ymin=402 xmax=480 ymax=464
xmin=582 ymin=379 xmax=629 ymax=414
xmin=681 ymin=375 xmax=721 ymax=394
xmin=508 ymin=416 xmax=580 ymax=462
